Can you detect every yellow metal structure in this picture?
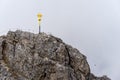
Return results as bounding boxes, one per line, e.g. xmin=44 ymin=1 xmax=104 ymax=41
xmin=37 ymin=13 xmax=42 ymax=33
xmin=37 ymin=13 xmax=42 ymax=25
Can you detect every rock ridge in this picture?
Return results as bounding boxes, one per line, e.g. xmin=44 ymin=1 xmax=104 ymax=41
xmin=0 ymin=30 xmax=110 ymax=80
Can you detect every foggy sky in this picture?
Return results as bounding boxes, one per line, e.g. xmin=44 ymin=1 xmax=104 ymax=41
xmin=0 ymin=0 xmax=120 ymax=79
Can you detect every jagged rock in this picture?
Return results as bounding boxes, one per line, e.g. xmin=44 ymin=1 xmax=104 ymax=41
xmin=0 ymin=30 xmax=110 ymax=80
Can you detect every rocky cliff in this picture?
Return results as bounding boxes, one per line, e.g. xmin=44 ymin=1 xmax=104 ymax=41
xmin=0 ymin=30 xmax=110 ymax=80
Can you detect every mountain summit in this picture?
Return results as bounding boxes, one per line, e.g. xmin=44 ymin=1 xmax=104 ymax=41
xmin=0 ymin=30 xmax=110 ymax=80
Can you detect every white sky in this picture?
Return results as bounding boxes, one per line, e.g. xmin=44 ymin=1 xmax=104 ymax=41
xmin=0 ymin=0 xmax=120 ymax=79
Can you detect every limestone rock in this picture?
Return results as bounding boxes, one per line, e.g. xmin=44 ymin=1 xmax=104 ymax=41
xmin=0 ymin=30 xmax=110 ymax=80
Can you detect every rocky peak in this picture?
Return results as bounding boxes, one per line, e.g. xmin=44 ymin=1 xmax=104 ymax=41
xmin=0 ymin=30 xmax=110 ymax=80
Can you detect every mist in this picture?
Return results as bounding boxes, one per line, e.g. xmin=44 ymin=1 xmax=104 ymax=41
xmin=0 ymin=0 xmax=120 ymax=79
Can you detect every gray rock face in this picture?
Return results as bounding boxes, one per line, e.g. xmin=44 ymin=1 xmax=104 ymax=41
xmin=0 ymin=30 xmax=110 ymax=80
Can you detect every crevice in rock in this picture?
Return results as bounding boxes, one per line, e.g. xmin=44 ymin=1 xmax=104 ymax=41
xmin=1 ymin=40 xmax=7 ymax=63
xmin=38 ymin=68 xmax=47 ymax=80
xmin=65 ymin=45 xmax=72 ymax=67
xmin=12 ymin=33 xmax=17 ymax=57
xmin=13 ymin=43 xmax=16 ymax=57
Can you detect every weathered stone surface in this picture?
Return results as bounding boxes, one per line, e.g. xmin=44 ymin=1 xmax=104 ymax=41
xmin=0 ymin=30 xmax=110 ymax=80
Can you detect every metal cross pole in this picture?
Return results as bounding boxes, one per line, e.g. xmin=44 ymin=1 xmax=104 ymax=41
xmin=37 ymin=13 xmax=42 ymax=34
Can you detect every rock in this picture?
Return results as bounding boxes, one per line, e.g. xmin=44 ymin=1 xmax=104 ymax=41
xmin=0 ymin=30 xmax=111 ymax=80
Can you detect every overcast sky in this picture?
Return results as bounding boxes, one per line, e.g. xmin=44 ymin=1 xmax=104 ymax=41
xmin=0 ymin=0 xmax=120 ymax=79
